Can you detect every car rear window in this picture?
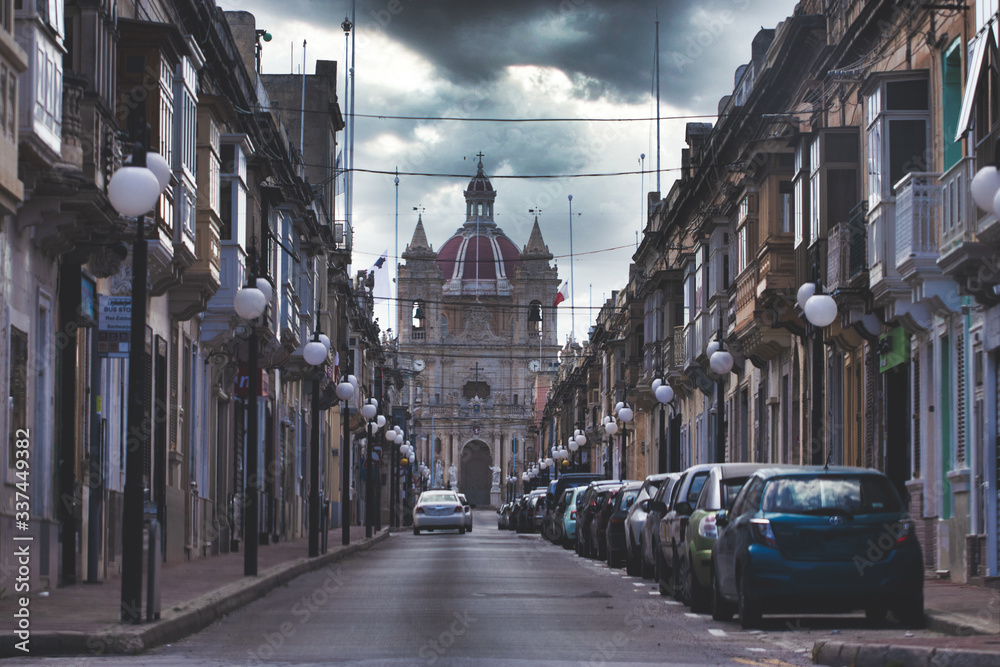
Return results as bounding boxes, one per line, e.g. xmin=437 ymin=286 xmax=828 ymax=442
xmin=762 ymin=475 xmax=902 ymax=515
xmin=421 ymin=492 xmax=457 ymax=503
xmin=686 ymin=472 xmax=709 ymax=505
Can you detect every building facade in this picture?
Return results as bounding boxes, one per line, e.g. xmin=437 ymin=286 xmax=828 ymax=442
xmin=395 ymin=161 xmax=560 ymax=506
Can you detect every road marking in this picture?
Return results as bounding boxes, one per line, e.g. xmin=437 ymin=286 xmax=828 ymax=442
xmin=663 ymin=599 xmax=681 ymax=605
xmin=648 ymin=591 xmax=660 ymax=595
xmin=632 ymin=582 xmax=646 ymax=587
xmin=707 ymin=628 xmax=726 ymax=637
xmin=684 ymin=612 xmax=702 ymax=618
xmin=746 ymin=647 xmax=767 ymax=652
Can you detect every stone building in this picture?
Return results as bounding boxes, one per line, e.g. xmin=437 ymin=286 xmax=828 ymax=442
xmin=395 ymin=160 xmax=560 ymax=506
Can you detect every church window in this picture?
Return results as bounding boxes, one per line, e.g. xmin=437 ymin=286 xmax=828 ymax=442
xmin=440 ymin=314 xmax=448 ymax=338
xmin=527 ymin=301 xmax=542 ymax=333
xmin=514 ymin=394 xmax=519 ymax=406
xmin=412 ymin=300 xmax=426 ymax=340
xmin=414 ymin=384 xmax=422 ymax=404
xmin=463 ymin=381 xmax=491 ymax=399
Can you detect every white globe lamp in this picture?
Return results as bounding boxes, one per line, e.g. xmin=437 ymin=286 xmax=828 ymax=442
xmin=655 ymin=384 xmax=674 ymax=404
xmin=234 ymin=285 xmax=267 ymax=320
xmin=108 ymin=166 xmax=162 ymax=217
xmin=805 ymin=293 xmax=839 ymax=328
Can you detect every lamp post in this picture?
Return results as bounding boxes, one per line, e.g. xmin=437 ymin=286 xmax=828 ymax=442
xmin=651 ymin=378 xmax=674 ymax=473
xmin=360 ymin=398 xmax=379 ymax=537
xmin=571 ymin=429 xmax=585 ymax=472
xmin=233 ymin=244 xmax=272 ymax=576
xmin=303 ymin=331 xmax=330 ymax=557
xmin=796 ymin=277 xmax=838 ymax=465
xmin=110 ymin=133 xmax=170 ymax=623
xmin=336 ymin=369 xmax=355 ymax=546
xmin=706 ymin=320 xmax=735 ymax=464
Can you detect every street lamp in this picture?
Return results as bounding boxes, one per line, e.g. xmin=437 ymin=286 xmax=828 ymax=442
xmin=232 ymin=243 xmax=272 ymax=576
xmin=651 ymin=378 xmax=674 ymax=473
xmin=707 ymin=322 xmax=734 ymax=464
xmin=303 ymin=331 xmax=330 ymax=557
xmin=336 ymin=371 xmax=355 ymax=546
xmin=797 ymin=276 xmax=838 ymax=465
xmin=111 ymin=133 xmax=170 ymax=623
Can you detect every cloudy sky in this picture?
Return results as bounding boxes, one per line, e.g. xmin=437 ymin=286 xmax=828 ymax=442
xmin=228 ymin=0 xmax=800 ymax=343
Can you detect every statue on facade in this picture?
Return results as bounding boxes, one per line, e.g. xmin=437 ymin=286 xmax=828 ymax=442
xmin=448 ymin=464 xmax=458 ymax=489
xmin=434 ymin=459 xmax=444 ymax=488
xmin=490 ymin=465 xmax=501 ymax=490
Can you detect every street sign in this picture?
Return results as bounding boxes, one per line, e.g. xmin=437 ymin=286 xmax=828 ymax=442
xmin=97 ymin=296 xmax=132 ymax=357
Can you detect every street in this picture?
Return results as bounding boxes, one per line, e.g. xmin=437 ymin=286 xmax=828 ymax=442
xmin=4 ymin=509 xmax=963 ymax=666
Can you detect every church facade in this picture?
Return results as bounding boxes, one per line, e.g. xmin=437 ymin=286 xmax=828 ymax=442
xmin=396 ymin=161 xmax=560 ymax=506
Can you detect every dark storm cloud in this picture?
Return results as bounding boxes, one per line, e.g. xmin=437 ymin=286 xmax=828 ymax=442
xmin=255 ymin=0 xmax=798 ymax=111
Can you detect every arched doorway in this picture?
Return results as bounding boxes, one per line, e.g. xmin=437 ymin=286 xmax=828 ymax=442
xmin=460 ymin=441 xmax=492 ymax=507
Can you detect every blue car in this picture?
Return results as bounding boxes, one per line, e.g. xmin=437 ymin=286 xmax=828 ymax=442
xmin=711 ymin=466 xmax=923 ymax=629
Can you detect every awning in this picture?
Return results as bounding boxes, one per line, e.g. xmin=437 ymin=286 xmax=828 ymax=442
xmin=955 ymin=27 xmax=998 ymax=143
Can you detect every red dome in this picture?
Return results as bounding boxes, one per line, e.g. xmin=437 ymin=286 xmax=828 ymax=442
xmin=436 ymin=232 xmax=523 ymax=281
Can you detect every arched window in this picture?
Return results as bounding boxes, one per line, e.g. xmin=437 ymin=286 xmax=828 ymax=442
xmin=527 ymin=301 xmax=542 ymax=332
xmin=440 ymin=313 xmax=448 ymax=338
xmin=412 ymin=301 xmax=426 ymax=341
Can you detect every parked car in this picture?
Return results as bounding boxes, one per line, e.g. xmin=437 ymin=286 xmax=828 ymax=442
xmin=543 ymin=473 xmax=605 ymax=542
xmin=641 ymin=473 xmax=682 ymax=580
xmin=497 ymin=503 xmax=511 ymax=529
xmin=513 ymin=494 xmax=534 ymax=533
xmin=560 ymin=486 xmax=586 ymax=549
xmin=412 ymin=490 xmax=466 ymax=535
xmin=676 ymin=463 xmax=770 ymax=611
xmin=590 ymin=483 xmax=626 ymax=560
xmin=551 ymin=487 xmax=577 ymax=545
xmin=625 ymin=473 xmax=675 ymax=576
xmin=711 ymin=466 xmax=924 ymax=629
xmin=576 ymin=481 xmax=620 ymax=557
xmin=457 ymin=493 xmax=473 ymax=533
xmin=657 ymin=464 xmax=715 ymax=596
xmin=606 ymin=481 xmax=642 ymax=567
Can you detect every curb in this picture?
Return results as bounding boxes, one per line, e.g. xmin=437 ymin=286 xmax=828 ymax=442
xmin=812 ymin=640 xmax=1000 ymax=667
xmin=0 ymin=530 xmax=389 ymax=657
xmin=813 ymin=611 xmax=999 ymax=667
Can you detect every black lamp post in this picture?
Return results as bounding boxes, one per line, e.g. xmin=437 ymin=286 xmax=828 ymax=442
xmin=707 ymin=317 xmax=734 ymax=464
xmin=796 ymin=276 xmax=839 ymax=464
xmin=233 ymin=244 xmax=272 ymax=576
xmin=335 ymin=358 xmax=355 ymax=546
xmin=303 ymin=332 xmax=331 ymax=557
xmin=109 ymin=127 xmax=170 ymax=623
xmin=650 ymin=377 xmax=674 ymax=473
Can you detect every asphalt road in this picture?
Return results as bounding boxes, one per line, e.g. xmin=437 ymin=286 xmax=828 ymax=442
xmin=5 ymin=510 xmax=946 ymax=666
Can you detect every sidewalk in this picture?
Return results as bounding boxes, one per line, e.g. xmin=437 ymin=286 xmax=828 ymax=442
xmin=814 ymin=578 xmax=1000 ymax=666
xmin=0 ymin=525 xmax=388 ymax=657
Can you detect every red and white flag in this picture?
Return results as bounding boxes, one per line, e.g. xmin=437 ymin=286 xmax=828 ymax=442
xmin=553 ymin=281 xmax=569 ymax=307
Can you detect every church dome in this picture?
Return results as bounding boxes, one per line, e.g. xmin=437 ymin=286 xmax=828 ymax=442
xmin=436 ymin=231 xmax=523 ymax=281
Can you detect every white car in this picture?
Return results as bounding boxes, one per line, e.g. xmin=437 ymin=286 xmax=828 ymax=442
xmin=413 ymin=490 xmax=466 ymax=535
xmin=457 ymin=493 xmax=473 ymax=533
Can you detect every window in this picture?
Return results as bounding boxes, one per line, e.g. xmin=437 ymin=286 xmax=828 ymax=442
xmin=734 ymin=192 xmax=757 ymax=276
xmin=942 ymin=39 xmax=963 ymax=171
xmin=793 ymin=140 xmax=809 ymax=247
xmin=779 ymin=181 xmax=793 ymax=234
xmin=810 ymin=129 xmax=860 ymax=242
xmin=867 ymin=75 xmax=928 ymax=206
xmin=440 ymin=314 xmax=448 ymax=338
xmin=7 ymin=326 xmax=27 ymax=469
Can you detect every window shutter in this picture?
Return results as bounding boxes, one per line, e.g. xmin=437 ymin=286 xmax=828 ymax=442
xmin=956 ymin=329 xmax=966 ymax=466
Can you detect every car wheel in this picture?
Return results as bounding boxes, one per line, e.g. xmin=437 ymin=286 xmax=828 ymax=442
xmin=413 ymin=527 xmax=420 ymax=535
xmin=677 ymin=555 xmax=691 ymax=606
xmin=459 ymin=526 xmax=466 ymax=535
xmin=711 ymin=567 xmax=733 ymax=622
xmin=468 ymin=525 xmax=473 ymax=533
xmin=893 ymin=590 xmax=925 ymax=629
xmin=737 ymin=568 xmax=762 ymax=629
xmin=865 ymin=605 xmax=888 ymax=626
xmin=688 ymin=559 xmax=710 ymax=613
xmin=625 ymin=542 xmax=639 ymax=576
xmin=656 ymin=550 xmax=669 ymax=596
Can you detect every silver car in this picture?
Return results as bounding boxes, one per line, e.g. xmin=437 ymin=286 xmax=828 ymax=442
xmin=413 ymin=490 xmax=466 ymax=535
xmin=457 ymin=493 xmax=473 ymax=532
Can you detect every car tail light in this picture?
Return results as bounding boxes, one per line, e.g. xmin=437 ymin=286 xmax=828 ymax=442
xmin=571 ymin=511 xmax=576 ymax=520
xmin=892 ymin=520 xmax=916 ymax=547
xmin=698 ymin=515 xmax=718 ymax=540
xmin=610 ymin=518 xmax=624 ymax=526
xmin=750 ymin=518 xmax=778 ymax=549
xmin=415 ymin=507 xmax=425 ymax=514
xmin=453 ymin=506 xmax=463 ymax=513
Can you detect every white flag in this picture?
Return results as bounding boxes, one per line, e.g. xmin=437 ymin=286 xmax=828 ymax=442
xmin=370 ymin=250 xmax=391 ymax=303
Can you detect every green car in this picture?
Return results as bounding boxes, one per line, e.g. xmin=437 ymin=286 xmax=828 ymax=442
xmin=679 ymin=463 xmax=772 ymax=612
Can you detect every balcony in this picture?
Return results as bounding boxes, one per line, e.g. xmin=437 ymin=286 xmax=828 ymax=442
xmin=894 ymin=172 xmax=941 ymax=282
xmin=938 ymin=157 xmax=999 ymax=305
xmin=867 ymin=196 xmax=907 ymax=305
xmin=827 ymin=202 xmax=868 ymax=292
